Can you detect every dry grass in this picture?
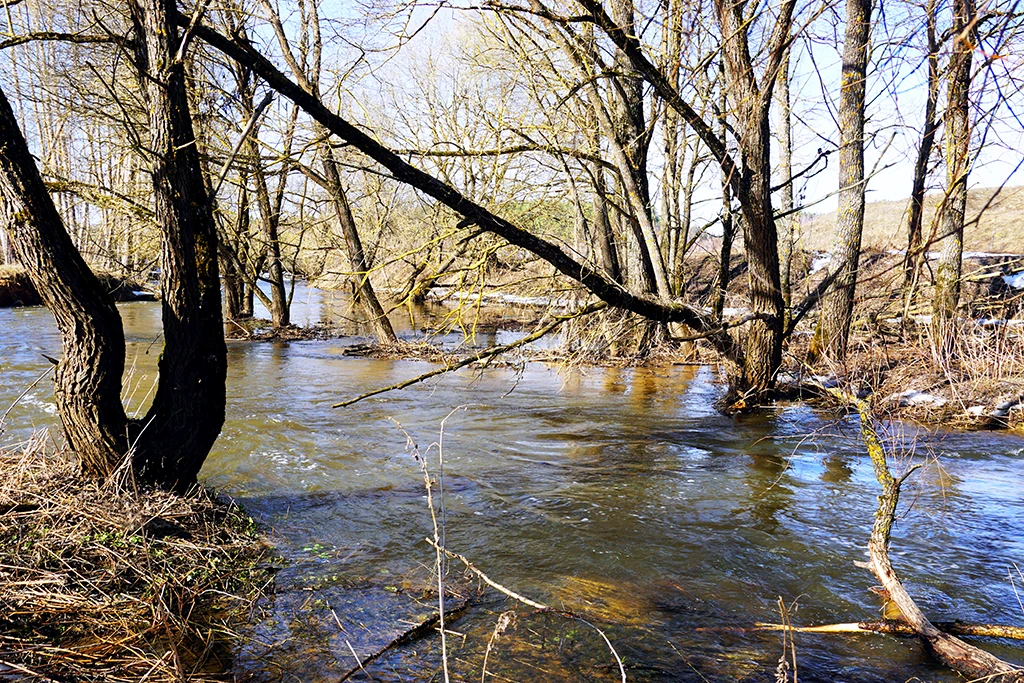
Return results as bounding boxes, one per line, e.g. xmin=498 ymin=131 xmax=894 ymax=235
xmin=797 ymin=320 xmax=1024 ymax=428
xmin=801 ymin=185 xmax=1024 ymax=253
xmin=0 ymin=434 xmax=271 ymax=682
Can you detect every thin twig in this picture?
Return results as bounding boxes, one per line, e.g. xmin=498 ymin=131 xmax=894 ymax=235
xmin=333 ymin=302 xmax=608 ymax=408
xmin=424 ymin=538 xmax=627 ymax=683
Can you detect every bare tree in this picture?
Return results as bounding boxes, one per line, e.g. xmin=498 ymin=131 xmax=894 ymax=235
xmin=255 ymin=0 xmax=397 ymax=343
xmin=932 ymin=0 xmax=974 ymax=347
xmin=0 ymin=0 xmax=228 ymax=491
xmin=904 ymin=0 xmax=940 ymax=289
xmin=812 ymin=0 xmax=873 ymax=362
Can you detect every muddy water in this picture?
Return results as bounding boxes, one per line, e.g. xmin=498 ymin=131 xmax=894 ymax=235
xmin=2 ymin=291 xmax=1023 ymax=682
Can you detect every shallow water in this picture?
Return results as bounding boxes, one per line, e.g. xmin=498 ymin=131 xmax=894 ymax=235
xmin=2 ymin=290 xmax=1023 ymax=681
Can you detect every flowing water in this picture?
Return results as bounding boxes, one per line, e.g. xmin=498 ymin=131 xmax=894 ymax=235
xmin=2 ymin=288 xmax=1023 ymax=682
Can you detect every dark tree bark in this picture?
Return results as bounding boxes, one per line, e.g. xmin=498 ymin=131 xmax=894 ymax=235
xmin=812 ymin=0 xmax=873 ymax=362
xmin=713 ymin=0 xmax=793 ymax=391
xmin=933 ymin=0 xmax=973 ymax=348
xmin=0 ymin=84 xmax=130 ymax=477
xmin=2 ymin=11 xmax=227 ymax=492
xmin=904 ymin=0 xmax=940 ymax=288
xmin=128 ymin=0 xmax=227 ymax=491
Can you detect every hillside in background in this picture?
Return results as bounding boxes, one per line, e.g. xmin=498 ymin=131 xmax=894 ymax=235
xmin=800 ymin=185 xmax=1024 ymax=254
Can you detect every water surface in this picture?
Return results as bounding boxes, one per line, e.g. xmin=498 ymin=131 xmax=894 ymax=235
xmin=1 ymin=295 xmax=1022 ymax=682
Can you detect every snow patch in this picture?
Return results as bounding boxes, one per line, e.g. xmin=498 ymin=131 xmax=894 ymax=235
xmin=810 ymin=253 xmax=831 ymax=275
xmin=888 ymin=390 xmax=947 ymax=407
xmin=1002 ymin=272 xmax=1024 ymax=289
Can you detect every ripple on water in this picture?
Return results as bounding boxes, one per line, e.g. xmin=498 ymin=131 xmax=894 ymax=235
xmin=1 ymin=299 xmax=1022 ymax=681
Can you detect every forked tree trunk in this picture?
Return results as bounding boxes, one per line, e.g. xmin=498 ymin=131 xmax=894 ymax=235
xmin=933 ymin=0 xmax=973 ymax=350
xmin=813 ymin=0 xmax=872 ymax=362
xmin=715 ymin=0 xmax=789 ymax=391
xmin=128 ymin=0 xmax=227 ymax=491
xmin=0 ymin=85 xmax=130 ymax=477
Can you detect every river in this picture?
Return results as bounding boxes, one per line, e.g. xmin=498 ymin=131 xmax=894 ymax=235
xmin=1 ymin=288 xmax=1023 ymax=681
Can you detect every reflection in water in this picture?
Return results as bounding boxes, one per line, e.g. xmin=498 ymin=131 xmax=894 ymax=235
xmin=822 ymin=453 xmax=854 ymax=484
xmin=2 ymin=300 xmax=1024 ymax=681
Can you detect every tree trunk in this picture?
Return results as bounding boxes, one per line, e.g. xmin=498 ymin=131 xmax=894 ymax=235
xmin=581 ymin=24 xmax=622 ymax=285
xmin=932 ymin=0 xmax=972 ymax=350
xmin=713 ymin=71 xmax=733 ymax=321
xmin=776 ymin=48 xmax=796 ymax=329
xmin=250 ymin=146 xmax=290 ymax=328
xmin=812 ymin=0 xmax=872 ymax=362
xmin=852 ymin=397 xmax=1024 ymax=682
xmin=128 ymin=0 xmax=227 ymax=491
xmin=223 ymin=182 xmax=250 ymax=321
xmin=904 ymin=0 xmax=940 ymax=288
xmin=715 ymin=0 xmax=788 ymax=391
xmin=0 ymin=84 xmax=130 ymax=477
xmin=321 ymin=145 xmax=397 ymax=343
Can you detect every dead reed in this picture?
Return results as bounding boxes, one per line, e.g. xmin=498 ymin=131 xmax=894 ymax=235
xmin=0 ymin=433 xmax=271 ymax=682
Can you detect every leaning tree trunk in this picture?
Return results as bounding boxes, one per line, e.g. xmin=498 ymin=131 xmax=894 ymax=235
xmin=0 ymin=85 xmax=130 ymax=477
xmin=321 ymin=144 xmax=397 ymax=343
xmin=812 ymin=0 xmax=872 ymax=362
xmin=128 ymin=0 xmax=227 ymax=492
xmin=849 ymin=395 xmax=1024 ymax=682
xmin=904 ymin=0 xmax=940 ymax=289
xmin=933 ymin=0 xmax=973 ymax=352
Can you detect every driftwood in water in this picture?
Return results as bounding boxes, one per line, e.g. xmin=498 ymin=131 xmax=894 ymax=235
xmin=701 ymin=620 xmax=1024 ymax=640
xmin=837 ymin=391 xmax=1024 ymax=682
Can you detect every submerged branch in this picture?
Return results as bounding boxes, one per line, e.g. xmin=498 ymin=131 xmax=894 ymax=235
xmin=337 ymin=596 xmax=471 ymax=683
xmin=332 ymin=302 xmax=607 ymax=408
xmin=425 ymin=537 xmax=627 ymax=683
xmin=832 ymin=389 xmax=1024 ymax=682
xmin=700 ymin=621 xmax=1024 ymax=639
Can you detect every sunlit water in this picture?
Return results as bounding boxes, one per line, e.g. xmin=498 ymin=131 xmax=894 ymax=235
xmin=2 ymin=288 xmax=1023 ymax=681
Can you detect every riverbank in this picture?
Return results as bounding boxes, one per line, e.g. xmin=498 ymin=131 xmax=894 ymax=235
xmin=0 ymin=435 xmax=272 ymax=681
xmin=0 ymin=264 xmax=156 ymax=307
xmin=787 ymin=324 xmax=1024 ymax=430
